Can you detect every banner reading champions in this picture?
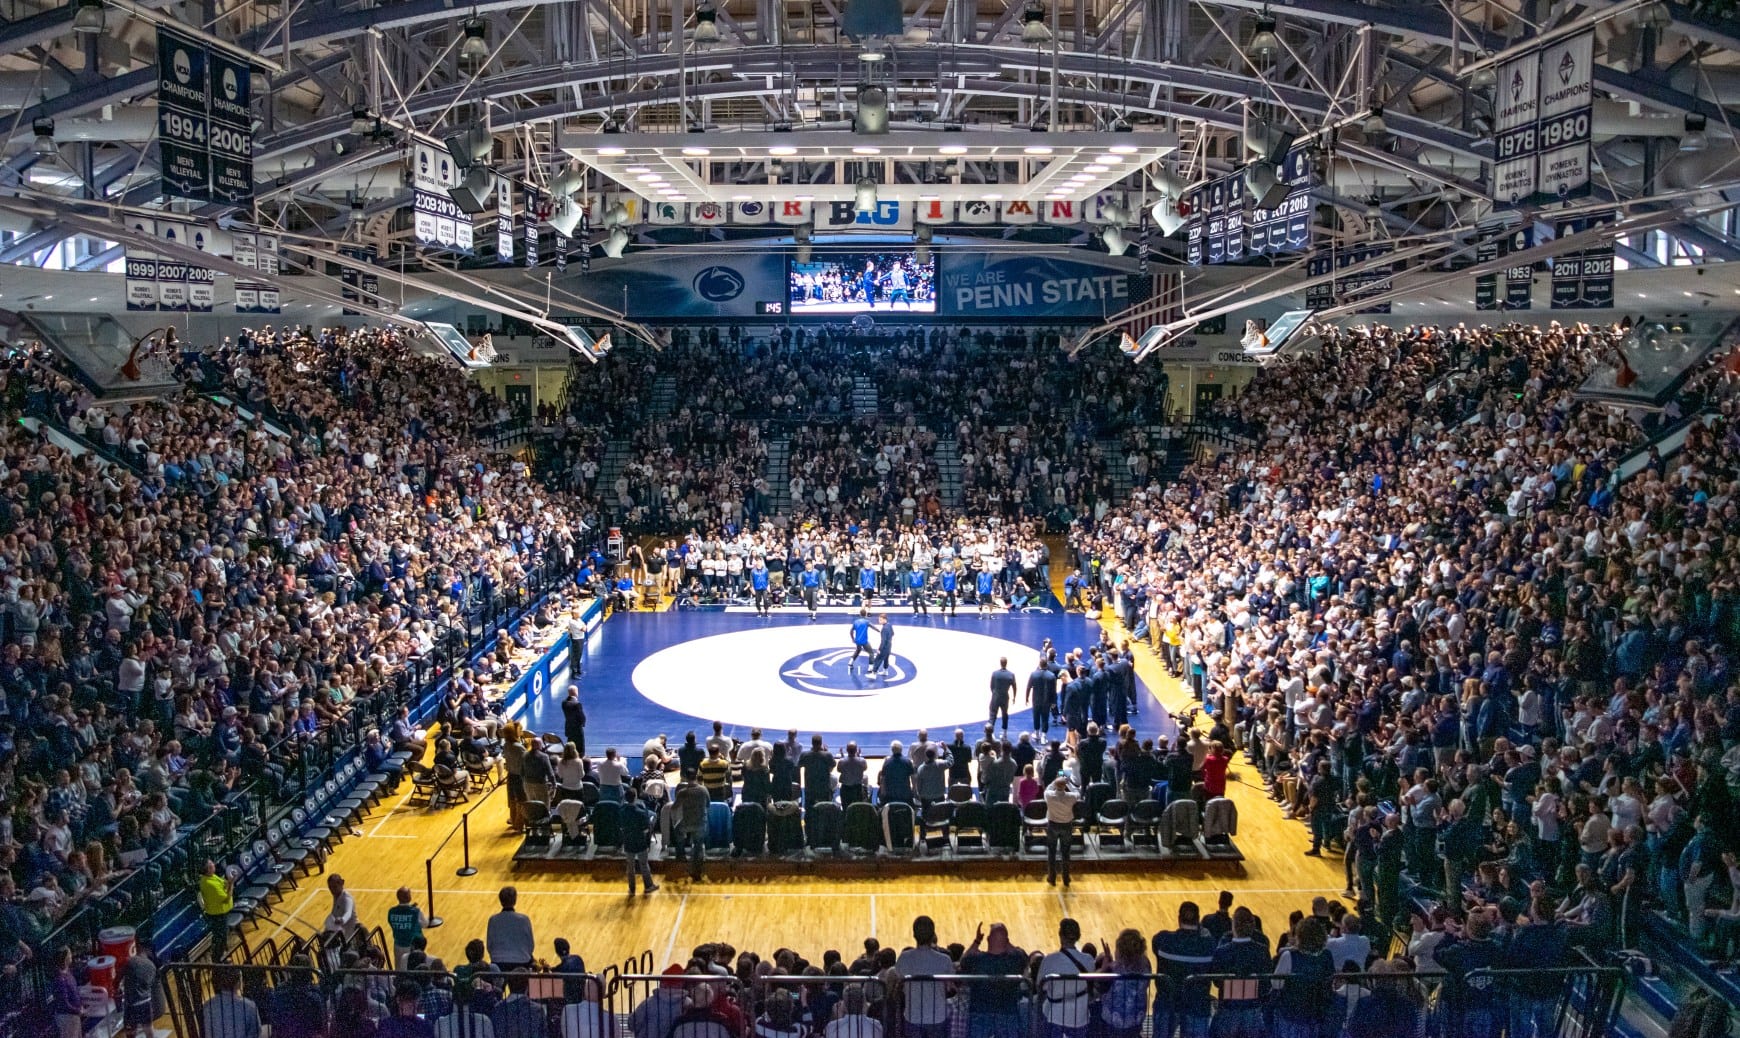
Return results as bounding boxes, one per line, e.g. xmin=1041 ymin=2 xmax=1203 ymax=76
xmin=1492 ymin=30 xmax=1593 ymax=208
xmin=156 ymin=28 xmax=255 ymax=204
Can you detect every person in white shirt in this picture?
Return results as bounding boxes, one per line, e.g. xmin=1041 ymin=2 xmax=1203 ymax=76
xmin=322 ymin=874 xmax=358 ymax=939
xmin=1325 ymin=914 xmax=1371 ymax=972
xmin=1044 ymin=777 xmax=1081 ymax=887
xmin=1037 ymin=919 xmax=1093 ymax=1037
xmin=596 ymin=749 xmax=630 ymax=802
xmin=560 ymin=977 xmax=616 ymax=1038
xmin=893 ymin=916 xmax=953 ymax=1038
xmin=823 ymin=985 xmax=883 ymax=1038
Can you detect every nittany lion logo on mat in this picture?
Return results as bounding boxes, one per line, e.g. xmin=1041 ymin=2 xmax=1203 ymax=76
xmin=779 ymin=648 xmax=916 ymax=697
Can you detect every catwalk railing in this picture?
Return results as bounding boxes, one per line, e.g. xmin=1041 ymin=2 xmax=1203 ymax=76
xmin=157 ymin=959 xmax=1626 ymax=1038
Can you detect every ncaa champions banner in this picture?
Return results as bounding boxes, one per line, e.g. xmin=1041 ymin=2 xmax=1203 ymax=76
xmin=156 ymin=29 xmax=255 ymax=203
xmin=1491 ymin=30 xmax=1593 ymax=207
xmin=551 ymin=250 xmax=786 ymax=318
xmin=410 ymin=144 xmax=473 ymax=255
xmin=938 ymin=253 xmax=1137 ymax=318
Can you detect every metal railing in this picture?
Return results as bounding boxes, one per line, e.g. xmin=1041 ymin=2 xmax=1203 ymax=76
xmin=154 ymin=961 xmax=1626 ymax=1038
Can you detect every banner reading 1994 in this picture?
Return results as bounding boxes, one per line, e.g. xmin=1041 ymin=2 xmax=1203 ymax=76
xmin=156 ymin=28 xmax=256 ymax=204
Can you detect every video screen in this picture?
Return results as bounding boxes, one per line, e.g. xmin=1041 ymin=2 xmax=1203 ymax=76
xmin=789 ymin=252 xmax=936 ymax=313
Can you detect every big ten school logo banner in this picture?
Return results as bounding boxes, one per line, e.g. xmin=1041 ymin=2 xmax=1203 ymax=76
xmin=729 ymin=201 xmax=813 ymax=226
xmin=815 ymin=199 xmax=915 ymax=230
xmin=552 ymin=250 xmax=785 ymax=318
xmin=156 ymin=30 xmax=255 ymax=204
xmin=938 ymin=253 xmax=1135 ymax=318
xmin=410 ymin=143 xmax=472 ymax=255
xmin=1550 ymin=213 xmax=1614 ymax=309
xmin=1248 ymin=150 xmax=1313 ymax=257
xmin=496 ymin=175 xmax=514 ymax=263
xmin=231 ymin=231 xmax=280 ymax=314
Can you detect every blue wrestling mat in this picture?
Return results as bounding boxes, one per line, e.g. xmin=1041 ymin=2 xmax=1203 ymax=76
xmin=510 ymin=606 xmax=1177 ymax=758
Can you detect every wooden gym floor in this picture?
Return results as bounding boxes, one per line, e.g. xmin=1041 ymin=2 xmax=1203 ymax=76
xmin=257 ymin=573 xmax=1346 ymax=969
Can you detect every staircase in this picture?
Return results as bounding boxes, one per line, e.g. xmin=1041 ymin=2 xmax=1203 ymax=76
xmin=594 ymin=439 xmax=632 ymax=502
xmin=851 ymin=377 xmax=878 ymax=419
xmin=647 ymin=374 xmax=678 ymax=422
xmin=934 ymin=438 xmax=963 ymax=508
xmin=1100 ymin=435 xmax=1132 ymax=502
xmin=763 ymin=436 xmax=792 ymax=516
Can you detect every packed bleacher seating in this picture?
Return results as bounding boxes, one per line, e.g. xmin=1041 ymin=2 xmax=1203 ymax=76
xmin=0 ymin=327 xmax=607 ymax=1026
xmin=1071 ymin=319 xmax=1740 ymax=970
xmin=166 ymin=887 xmax=1623 ymax=1038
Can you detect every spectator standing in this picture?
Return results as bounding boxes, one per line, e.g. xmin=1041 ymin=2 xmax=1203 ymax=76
xmin=486 ymin=887 xmax=537 ymax=971
xmin=1044 ymin=776 xmax=1080 ymax=886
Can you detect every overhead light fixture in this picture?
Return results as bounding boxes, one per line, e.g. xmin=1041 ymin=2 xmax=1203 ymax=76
xmin=1151 ymin=198 xmax=1186 ymax=235
xmin=1362 ymin=106 xmax=1387 ymax=135
xmin=1020 ymin=1 xmax=1051 ymax=45
xmin=601 ymin=200 xmax=630 ymax=228
xmin=854 ymin=176 xmax=878 ymax=214
xmin=1246 ymin=14 xmax=1279 ymax=59
xmin=1023 ymin=145 xmax=1053 ymax=155
xmin=692 ymin=2 xmax=720 ymax=44
xmin=1469 ymin=54 xmax=1496 ymax=88
xmin=548 ymin=198 xmax=584 ymax=236
xmin=1244 ymin=161 xmax=1286 ymax=208
xmin=769 ymin=145 xmax=796 ymax=156
xmin=350 ymin=198 xmax=367 ymax=225
xmin=72 ymin=0 xmax=105 ymax=35
xmin=444 ymin=124 xmax=492 ymax=166
xmin=549 ymin=165 xmax=586 ymax=198
xmin=350 ymin=105 xmax=376 ymax=136
xmin=682 ymin=146 xmax=711 ymax=156
xmin=793 ymin=223 xmax=813 ymax=264
xmin=458 ymin=18 xmax=490 ymax=66
xmin=855 ymin=84 xmax=889 ymax=135
xmin=1102 ymin=224 xmax=1129 ymax=256
xmin=602 ymin=225 xmax=630 ymax=258
xmin=31 ymin=118 xmax=55 ymax=160
xmin=859 ymin=38 xmax=887 ymax=61
xmin=1681 ymin=113 xmax=1708 ymax=153
xmin=449 ymin=164 xmax=495 ymax=213
xmin=915 ymin=224 xmax=933 ymax=264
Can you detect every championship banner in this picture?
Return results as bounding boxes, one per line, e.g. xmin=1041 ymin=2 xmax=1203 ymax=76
xmin=1185 ymin=186 xmax=1204 ymax=267
xmin=1335 ymin=244 xmax=1393 ymax=314
xmin=496 ymin=175 xmax=514 ymax=262
xmin=1493 ymin=50 xmax=1541 ymax=206
xmin=554 ymin=232 xmax=567 ymax=273
xmin=577 ymin=211 xmax=590 ymax=274
xmin=155 ymin=221 xmax=190 ymax=311
xmin=1475 ymin=234 xmax=1502 ymax=311
xmin=256 ymin=234 xmax=279 ymax=276
xmin=1535 ymin=31 xmax=1594 ymax=203
xmin=524 ymin=189 xmax=541 ymax=268
xmin=157 ymin=28 xmax=211 ymax=201
xmin=1505 ymin=227 xmax=1535 ymax=310
xmin=233 ymin=284 xmax=259 ymax=313
xmin=1551 ymin=212 xmax=1614 ymax=309
xmin=1304 ymin=252 xmax=1333 ymax=308
xmin=1248 ymin=150 xmax=1313 ymax=256
xmin=185 ymin=223 xmax=216 ymax=313
xmin=207 ymin=49 xmax=254 ymax=203
xmin=125 ymin=251 xmax=159 ymax=311
xmin=232 ymin=231 xmax=257 ymax=270
xmin=411 ymin=143 xmax=471 ymax=255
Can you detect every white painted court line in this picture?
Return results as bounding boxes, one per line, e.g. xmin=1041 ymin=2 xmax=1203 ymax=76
xmin=665 ymin=895 xmax=689 ymax=964
xmin=366 ymin=788 xmax=416 ymax=838
xmin=868 ymin=895 xmax=876 ymax=939
xmin=262 ymin=886 xmax=323 ymax=944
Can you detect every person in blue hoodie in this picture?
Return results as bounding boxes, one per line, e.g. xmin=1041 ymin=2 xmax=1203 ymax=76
xmin=905 ymin=566 xmax=929 ymax=615
xmin=850 ymin=610 xmax=873 ymax=667
xmin=800 ymin=561 xmax=823 ymax=621
xmin=976 ymin=568 xmax=996 ymax=615
xmin=938 ymin=565 xmax=959 ymax=617
xmin=749 ymin=559 xmax=771 ymax=616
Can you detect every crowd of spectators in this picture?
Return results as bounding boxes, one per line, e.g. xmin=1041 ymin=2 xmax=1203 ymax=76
xmin=544 ymin=325 xmax=1171 ymax=534
xmin=1072 ymin=319 xmax=1740 ymax=961
xmin=194 ymin=886 xmax=1585 ymax=1038
xmin=0 ymin=325 xmax=602 ymax=981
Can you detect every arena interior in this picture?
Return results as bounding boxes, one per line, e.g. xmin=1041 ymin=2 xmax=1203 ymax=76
xmin=2 ymin=0 xmax=1740 ymax=1036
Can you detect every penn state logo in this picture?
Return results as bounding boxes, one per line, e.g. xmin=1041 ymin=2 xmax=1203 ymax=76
xmin=532 ymin=669 xmax=546 ymax=698
xmin=693 ymin=265 xmax=745 ymax=302
xmin=736 ymin=201 xmax=765 ymax=218
xmin=779 ymin=648 xmax=917 ymax=697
